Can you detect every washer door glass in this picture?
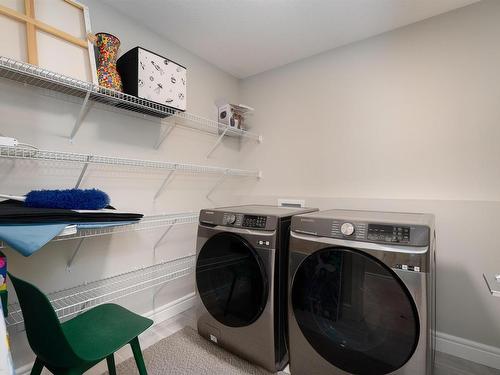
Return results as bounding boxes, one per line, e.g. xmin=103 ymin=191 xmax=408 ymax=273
xmin=291 ymin=247 xmax=419 ymax=375
xmin=196 ymin=232 xmax=268 ymax=327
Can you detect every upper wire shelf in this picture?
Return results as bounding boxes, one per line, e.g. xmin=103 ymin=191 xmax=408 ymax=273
xmin=0 ymin=212 xmax=199 ymax=250
xmin=6 ymin=255 xmax=196 ymax=331
xmin=0 ymin=56 xmax=262 ymax=143
xmin=0 ymin=146 xmax=261 ymax=177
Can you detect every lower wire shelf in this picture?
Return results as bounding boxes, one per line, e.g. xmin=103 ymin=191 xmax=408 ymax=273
xmin=0 ymin=212 xmax=200 ymax=249
xmin=6 ymin=254 xmax=196 ymax=332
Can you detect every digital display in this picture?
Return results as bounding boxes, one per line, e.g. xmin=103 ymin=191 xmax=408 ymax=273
xmin=367 ymin=224 xmax=410 ymax=243
xmin=242 ymin=215 xmax=267 ymax=228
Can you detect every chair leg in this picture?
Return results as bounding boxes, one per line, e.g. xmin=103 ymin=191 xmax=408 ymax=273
xmin=106 ymin=354 xmax=117 ymax=375
xmin=130 ymin=337 xmax=148 ymax=375
xmin=30 ymin=357 xmax=44 ymax=375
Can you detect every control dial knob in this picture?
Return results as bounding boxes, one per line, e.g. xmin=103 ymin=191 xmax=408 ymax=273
xmin=226 ymin=214 xmax=237 ymax=225
xmin=341 ymin=222 xmax=355 ymax=236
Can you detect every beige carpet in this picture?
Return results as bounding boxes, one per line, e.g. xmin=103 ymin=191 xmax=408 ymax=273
xmin=104 ymin=327 xmax=286 ymax=375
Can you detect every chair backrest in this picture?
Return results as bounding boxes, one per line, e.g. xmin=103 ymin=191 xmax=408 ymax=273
xmin=8 ymin=273 xmax=81 ymax=367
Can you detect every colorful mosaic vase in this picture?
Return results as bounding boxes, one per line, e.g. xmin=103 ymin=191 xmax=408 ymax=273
xmin=95 ymin=33 xmax=123 ymax=92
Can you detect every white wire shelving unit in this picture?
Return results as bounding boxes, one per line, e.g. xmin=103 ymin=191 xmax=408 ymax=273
xmin=5 ymin=255 xmax=196 ymax=332
xmin=0 ymin=146 xmax=261 ymax=199
xmin=0 ymin=212 xmax=199 ymax=249
xmin=0 ymin=212 xmax=199 ymax=271
xmin=0 ymin=56 xmax=262 ymax=151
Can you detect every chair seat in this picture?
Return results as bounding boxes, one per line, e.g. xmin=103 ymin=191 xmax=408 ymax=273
xmin=61 ymin=303 xmax=153 ymax=361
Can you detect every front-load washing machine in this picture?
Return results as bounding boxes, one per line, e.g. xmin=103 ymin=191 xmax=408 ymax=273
xmin=288 ymin=209 xmax=436 ymax=375
xmin=196 ymin=205 xmax=318 ymax=372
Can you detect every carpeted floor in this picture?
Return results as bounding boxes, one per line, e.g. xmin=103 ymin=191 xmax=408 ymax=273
xmin=104 ymin=327 xmax=286 ymax=375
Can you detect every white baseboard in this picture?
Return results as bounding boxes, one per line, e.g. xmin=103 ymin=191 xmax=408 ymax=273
xmin=145 ymin=292 xmax=196 ymax=326
xmin=436 ymin=331 xmax=500 ymax=370
xmin=15 ymin=293 xmax=197 ymax=375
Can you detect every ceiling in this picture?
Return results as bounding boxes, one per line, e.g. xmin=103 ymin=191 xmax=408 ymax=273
xmin=103 ymin=0 xmax=480 ymax=78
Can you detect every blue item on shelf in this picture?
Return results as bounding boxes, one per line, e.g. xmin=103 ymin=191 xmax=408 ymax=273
xmin=24 ymin=189 xmax=110 ymax=210
xmin=0 ymin=221 xmax=138 ymax=256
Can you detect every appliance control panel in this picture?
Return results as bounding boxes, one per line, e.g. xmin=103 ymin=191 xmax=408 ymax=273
xmin=367 ymin=224 xmax=410 ymax=243
xmin=220 ymin=213 xmax=268 ymax=229
xmin=242 ymin=215 xmax=267 ymax=229
xmin=329 ymin=220 xmax=423 ymax=245
xmin=200 ymin=209 xmax=279 ymax=231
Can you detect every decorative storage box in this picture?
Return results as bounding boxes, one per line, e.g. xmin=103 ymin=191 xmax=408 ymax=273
xmin=117 ymin=47 xmax=187 ymax=112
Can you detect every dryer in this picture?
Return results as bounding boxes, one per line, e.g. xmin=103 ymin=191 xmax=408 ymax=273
xmin=288 ymin=209 xmax=436 ymax=375
xmin=196 ymin=205 xmax=317 ymax=372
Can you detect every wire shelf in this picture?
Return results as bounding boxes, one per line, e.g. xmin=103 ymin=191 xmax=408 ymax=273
xmin=0 ymin=212 xmax=199 ymax=250
xmin=0 ymin=56 xmax=261 ymax=142
xmin=6 ymin=255 xmax=196 ymax=331
xmin=0 ymin=146 xmax=261 ymax=177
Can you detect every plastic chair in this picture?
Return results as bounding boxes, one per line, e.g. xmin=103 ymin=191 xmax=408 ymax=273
xmin=8 ymin=273 xmax=153 ymax=375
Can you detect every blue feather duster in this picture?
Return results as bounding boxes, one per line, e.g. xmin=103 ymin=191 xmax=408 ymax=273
xmin=0 ymin=189 xmax=110 ymax=210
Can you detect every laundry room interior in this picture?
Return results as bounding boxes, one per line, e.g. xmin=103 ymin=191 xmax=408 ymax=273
xmin=0 ymin=0 xmax=499 ymax=374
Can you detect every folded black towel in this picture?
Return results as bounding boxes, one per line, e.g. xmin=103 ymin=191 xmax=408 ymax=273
xmin=0 ymin=200 xmax=143 ymax=223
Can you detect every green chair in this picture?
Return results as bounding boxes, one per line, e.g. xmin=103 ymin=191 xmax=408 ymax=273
xmin=8 ymin=273 xmax=153 ymax=375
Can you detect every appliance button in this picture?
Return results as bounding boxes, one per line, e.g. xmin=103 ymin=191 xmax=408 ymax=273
xmin=258 ymin=240 xmax=264 ymax=245
xmin=227 ymin=214 xmax=236 ymax=224
xmin=340 ymin=222 xmax=355 ymax=236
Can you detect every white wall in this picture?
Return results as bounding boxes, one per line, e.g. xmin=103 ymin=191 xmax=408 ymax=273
xmin=0 ymin=0 xmax=257 ymax=369
xmin=239 ymin=0 xmax=500 ymax=360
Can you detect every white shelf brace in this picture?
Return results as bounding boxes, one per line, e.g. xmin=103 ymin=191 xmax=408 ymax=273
xmin=206 ymin=127 xmax=229 ymax=158
xmin=75 ymin=155 xmax=92 ymax=188
xmin=154 ymin=169 xmax=176 ymax=200
xmin=153 ymin=219 xmax=178 ymax=252
xmin=69 ymin=88 xmax=94 ymax=143
xmin=206 ymin=170 xmax=229 ymax=200
xmin=66 ymin=238 xmax=85 ymax=272
xmin=154 ymin=122 xmax=176 ymax=149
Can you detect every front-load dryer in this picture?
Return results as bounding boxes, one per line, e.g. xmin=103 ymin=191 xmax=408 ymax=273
xmin=196 ymin=205 xmax=318 ymax=372
xmin=288 ymin=209 xmax=436 ymax=375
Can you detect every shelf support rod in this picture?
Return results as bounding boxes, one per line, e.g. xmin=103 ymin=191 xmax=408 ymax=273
xmin=66 ymin=237 xmax=85 ymax=272
xmin=206 ymin=127 xmax=229 ymax=158
xmin=154 ymin=123 xmax=176 ymax=149
xmin=75 ymin=155 xmax=92 ymax=188
xmin=70 ymin=89 xmax=93 ymax=143
xmin=154 ymin=169 xmax=175 ymax=200
xmin=206 ymin=171 xmax=228 ymax=200
xmin=153 ymin=219 xmax=178 ymax=251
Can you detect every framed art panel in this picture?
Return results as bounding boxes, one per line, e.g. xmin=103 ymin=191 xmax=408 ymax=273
xmin=0 ymin=0 xmax=97 ymax=83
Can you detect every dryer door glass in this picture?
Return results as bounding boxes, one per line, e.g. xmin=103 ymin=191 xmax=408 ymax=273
xmin=291 ymin=247 xmax=419 ymax=375
xmin=197 ymin=232 xmax=268 ymax=327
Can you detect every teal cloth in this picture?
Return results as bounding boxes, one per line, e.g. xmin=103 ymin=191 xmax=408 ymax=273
xmin=0 ymin=221 xmax=137 ymax=257
xmin=0 ymin=223 xmax=67 ymax=256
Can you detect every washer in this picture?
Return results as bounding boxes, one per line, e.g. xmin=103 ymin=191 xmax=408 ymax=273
xmin=196 ymin=205 xmax=318 ymax=372
xmin=288 ymin=209 xmax=436 ymax=375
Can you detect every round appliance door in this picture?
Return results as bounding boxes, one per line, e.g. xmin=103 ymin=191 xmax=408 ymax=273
xmin=291 ymin=247 xmax=419 ymax=375
xmin=196 ymin=232 xmax=268 ymax=328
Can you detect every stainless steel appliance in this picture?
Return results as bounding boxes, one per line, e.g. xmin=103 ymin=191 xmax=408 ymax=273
xmin=288 ymin=209 xmax=436 ymax=375
xmin=196 ymin=205 xmax=317 ymax=372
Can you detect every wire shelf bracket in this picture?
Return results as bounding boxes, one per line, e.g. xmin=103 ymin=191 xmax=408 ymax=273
xmin=154 ymin=170 xmax=176 ymax=200
xmin=206 ymin=172 xmax=228 ymax=200
xmin=74 ymin=155 xmax=92 ymax=188
xmin=206 ymin=127 xmax=229 ymax=159
xmin=70 ymin=89 xmax=93 ymax=143
xmin=154 ymin=123 xmax=176 ymax=149
xmin=153 ymin=219 xmax=177 ymax=251
xmin=66 ymin=238 xmax=85 ymax=272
